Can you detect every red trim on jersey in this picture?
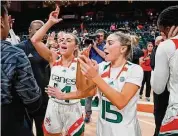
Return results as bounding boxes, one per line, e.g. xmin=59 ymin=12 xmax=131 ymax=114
xmin=101 ymin=71 xmax=110 ymax=78
xmin=67 ymin=116 xmax=84 ymax=136
xmin=101 ymin=63 xmax=128 ymax=79
xmin=160 ymin=118 xmax=178 ymax=132
xmin=72 ymin=59 xmax=77 ymax=63
xmin=108 ymin=64 xmax=128 ymax=79
xmin=53 ymin=60 xmax=62 ymax=66
xmin=171 ymin=39 xmax=178 ymax=49
xmin=42 ymin=122 xmax=50 ymax=134
xmin=53 ymin=57 xmax=76 ymax=67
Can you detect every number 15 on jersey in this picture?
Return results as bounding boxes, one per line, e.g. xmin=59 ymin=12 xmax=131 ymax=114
xmin=101 ymin=99 xmax=123 ymax=123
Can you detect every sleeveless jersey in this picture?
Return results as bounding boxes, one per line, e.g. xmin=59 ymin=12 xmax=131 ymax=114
xmin=48 ymin=57 xmax=79 ymax=104
xmin=97 ymin=61 xmax=143 ymax=136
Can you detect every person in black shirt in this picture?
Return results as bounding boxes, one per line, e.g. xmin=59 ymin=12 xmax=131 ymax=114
xmin=1 ymin=3 xmax=41 ymax=136
xmin=16 ymin=20 xmax=50 ymax=136
xmin=130 ymin=35 xmax=144 ymax=64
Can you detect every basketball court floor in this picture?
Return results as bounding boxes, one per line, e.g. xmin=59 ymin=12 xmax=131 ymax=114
xmin=84 ymin=110 xmax=155 ymax=136
xmin=33 ymin=90 xmax=155 ymax=136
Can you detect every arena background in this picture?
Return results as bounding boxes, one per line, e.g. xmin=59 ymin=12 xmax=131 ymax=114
xmin=7 ymin=1 xmax=177 ymax=136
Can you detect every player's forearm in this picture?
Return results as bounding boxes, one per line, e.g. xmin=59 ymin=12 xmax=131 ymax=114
xmin=63 ymin=90 xmax=95 ymax=100
xmin=31 ymin=21 xmax=53 ymax=62
xmin=92 ymin=75 xmax=126 ymax=109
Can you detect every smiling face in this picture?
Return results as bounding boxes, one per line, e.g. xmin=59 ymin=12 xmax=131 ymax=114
xmin=104 ymin=33 xmax=129 ymax=62
xmin=59 ymin=33 xmax=77 ymax=57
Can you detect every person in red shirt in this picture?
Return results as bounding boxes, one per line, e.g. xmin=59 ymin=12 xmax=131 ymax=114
xmin=110 ymin=23 xmax=117 ymax=32
xmin=139 ymin=42 xmax=153 ymax=101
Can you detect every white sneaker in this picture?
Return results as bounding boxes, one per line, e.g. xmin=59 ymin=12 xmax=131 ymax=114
xmin=139 ymin=95 xmax=142 ymax=99
xmin=146 ymin=97 xmax=150 ymax=102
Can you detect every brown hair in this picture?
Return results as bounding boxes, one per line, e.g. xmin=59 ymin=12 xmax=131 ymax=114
xmin=67 ymin=33 xmax=80 ymax=57
xmin=131 ymin=35 xmax=139 ymax=46
xmin=113 ymin=31 xmax=132 ymax=59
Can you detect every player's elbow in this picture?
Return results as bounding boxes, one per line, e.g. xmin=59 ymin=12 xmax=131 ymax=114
xmin=88 ymin=90 xmax=96 ymax=97
xmin=31 ymin=37 xmax=37 ymax=44
xmin=152 ymin=80 xmax=166 ymax=94
xmin=31 ymin=37 xmax=40 ymax=45
xmin=153 ymin=86 xmax=165 ymax=94
xmin=115 ymin=103 xmax=126 ymax=110
xmin=79 ymin=88 xmax=97 ymax=98
xmin=114 ymin=98 xmax=128 ymax=110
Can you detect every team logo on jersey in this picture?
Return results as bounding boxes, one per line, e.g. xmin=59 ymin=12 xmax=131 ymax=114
xmin=45 ymin=117 xmax=51 ymax=126
xmin=109 ymin=81 xmax=114 ymax=85
xmin=71 ymin=67 xmax=75 ymax=71
xmin=62 ymin=69 xmax=66 ymax=72
xmin=120 ymin=77 xmax=125 ymax=82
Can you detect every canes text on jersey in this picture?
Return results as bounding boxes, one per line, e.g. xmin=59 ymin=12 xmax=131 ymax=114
xmin=52 ymin=74 xmax=76 ymax=85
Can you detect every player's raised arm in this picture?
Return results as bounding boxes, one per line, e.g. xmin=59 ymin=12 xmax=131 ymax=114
xmin=31 ymin=6 xmax=62 ymax=64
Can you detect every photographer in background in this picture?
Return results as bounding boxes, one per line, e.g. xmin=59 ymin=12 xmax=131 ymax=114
xmin=89 ymin=29 xmax=106 ymax=63
xmin=85 ymin=29 xmax=106 ymax=123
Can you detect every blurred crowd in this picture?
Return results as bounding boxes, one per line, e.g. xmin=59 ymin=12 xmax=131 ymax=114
xmin=1 ymin=1 xmax=178 ymax=136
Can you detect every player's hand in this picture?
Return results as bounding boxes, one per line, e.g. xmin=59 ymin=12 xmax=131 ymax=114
xmin=168 ymin=26 xmax=178 ymax=39
xmin=81 ymin=47 xmax=90 ymax=57
xmin=48 ymin=6 xmax=63 ymax=25
xmin=45 ymin=86 xmax=64 ymax=100
xmin=78 ymin=55 xmax=99 ymax=79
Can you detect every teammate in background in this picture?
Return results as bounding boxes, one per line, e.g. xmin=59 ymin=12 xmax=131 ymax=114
xmin=151 ymin=5 xmax=178 ymax=136
xmin=78 ymin=31 xmax=143 ymax=136
xmin=31 ymin=6 xmax=96 ymax=136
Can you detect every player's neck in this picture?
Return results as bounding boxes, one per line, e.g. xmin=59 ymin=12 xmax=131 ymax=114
xmin=61 ymin=54 xmax=74 ymax=67
xmin=111 ymin=57 xmax=127 ymax=68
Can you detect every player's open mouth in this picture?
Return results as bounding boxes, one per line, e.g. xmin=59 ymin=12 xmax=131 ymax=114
xmin=60 ymin=46 xmax=68 ymax=52
xmin=61 ymin=46 xmax=67 ymax=50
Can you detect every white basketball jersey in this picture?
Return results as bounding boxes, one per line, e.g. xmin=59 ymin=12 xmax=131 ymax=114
xmin=97 ymin=61 xmax=143 ymax=136
xmin=48 ymin=57 xmax=80 ymax=104
xmin=161 ymin=36 xmax=178 ymax=127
